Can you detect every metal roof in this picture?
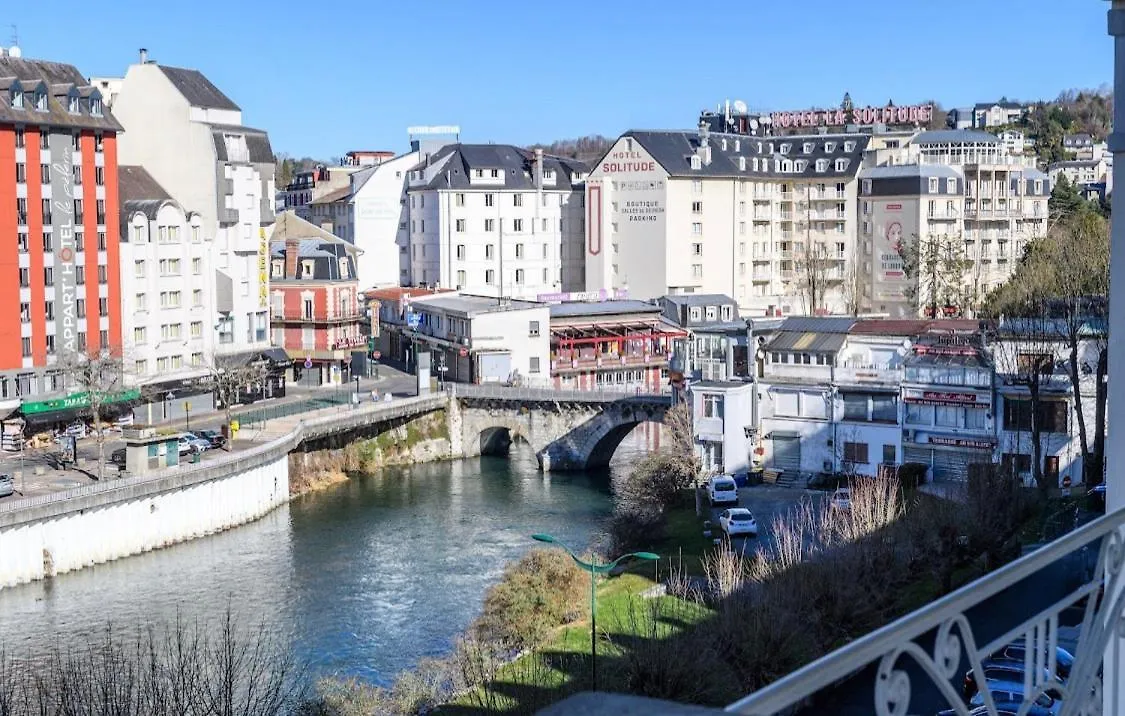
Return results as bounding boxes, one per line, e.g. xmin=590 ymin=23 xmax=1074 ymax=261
xmin=912 ymin=129 xmax=1000 ymax=145
xmin=660 ymin=293 xmax=736 ymax=307
xmin=765 ymin=331 xmax=847 ymax=353
xmin=549 ymin=300 xmax=660 ymax=319
xmin=408 ymin=293 xmax=545 ymax=316
xmin=860 ymin=164 xmax=963 ymax=179
xmin=776 ymin=316 xmax=857 ymax=334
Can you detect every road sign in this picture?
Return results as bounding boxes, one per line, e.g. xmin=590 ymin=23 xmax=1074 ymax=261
xmin=373 ymin=350 xmax=381 ymax=360
xmin=304 ymin=357 xmax=313 ymax=369
xmin=459 ymin=348 xmax=468 ymax=357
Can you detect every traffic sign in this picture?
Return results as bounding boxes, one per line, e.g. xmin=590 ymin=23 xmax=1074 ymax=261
xmin=459 ymin=348 xmax=468 ymax=357
xmin=304 ymin=357 xmax=313 ymax=369
xmin=372 ymin=350 xmax=381 ymax=360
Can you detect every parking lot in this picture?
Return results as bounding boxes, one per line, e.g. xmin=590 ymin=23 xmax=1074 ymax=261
xmin=706 ymin=483 xmax=828 ymax=552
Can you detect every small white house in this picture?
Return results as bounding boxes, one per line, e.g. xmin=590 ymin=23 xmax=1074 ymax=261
xmin=690 ymin=381 xmax=756 ymax=475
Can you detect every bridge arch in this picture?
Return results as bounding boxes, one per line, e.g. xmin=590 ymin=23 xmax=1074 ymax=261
xmin=538 ymin=401 xmax=668 ymax=471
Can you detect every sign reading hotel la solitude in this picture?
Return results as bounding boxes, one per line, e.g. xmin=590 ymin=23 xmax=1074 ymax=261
xmin=770 ymin=103 xmax=933 ymax=129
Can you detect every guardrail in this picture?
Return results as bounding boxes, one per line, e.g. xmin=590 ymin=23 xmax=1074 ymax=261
xmin=445 ymin=383 xmax=672 ymax=404
xmin=725 ymin=507 xmax=1123 ymax=715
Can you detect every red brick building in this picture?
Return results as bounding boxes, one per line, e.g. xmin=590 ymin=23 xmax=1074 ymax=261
xmin=269 ymin=211 xmax=363 ymax=386
xmin=0 ymin=53 xmax=124 ymax=430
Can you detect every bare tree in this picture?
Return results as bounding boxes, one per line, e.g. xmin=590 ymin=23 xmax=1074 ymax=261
xmin=58 ymin=347 xmax=137 ymax=480
xmin=897 ymin=232 xmax=976 ymax=318
xmin=206 ymin=354 xmax=272 ymax=448
xmin=795 ymin=242 xmax=833 ymax=315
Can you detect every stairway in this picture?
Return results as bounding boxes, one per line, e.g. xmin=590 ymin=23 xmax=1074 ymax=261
xmin=772 ymin=471 xmax=807 ymax=489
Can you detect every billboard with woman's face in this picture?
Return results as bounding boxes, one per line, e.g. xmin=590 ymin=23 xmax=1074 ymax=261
xmin=869 ymin=200 xmax=916 ymax=307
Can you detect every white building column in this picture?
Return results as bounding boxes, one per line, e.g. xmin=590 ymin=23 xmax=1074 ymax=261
xmin=1105 ymin=2 xmax=1125 ymax=711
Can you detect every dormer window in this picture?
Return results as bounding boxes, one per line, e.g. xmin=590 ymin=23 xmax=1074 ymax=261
xmin=473 ymin=169 xmax=483 ymax=178
xmin=928 ymin=177 xmax=939 ymax=193
xmin=795 ymin=160 xmax=808 ymax=172
xmin=67 ymin=93 xmax=79 ymax=114
xmin=946 ymin=178 xmax=956 ymax=193
xmin=338 ymin=258 xmax=350 ymax=279
xmin=271 ymin=259 xmax=284 ymax=278
xmin=1034 ymin=180 xmax=1043 ymax=194
xmin=780 ymin=143 xmax=791 ymax=155
xmin=734 ymin=140 xmax=740 ymax=152
xmin=825 ymin=141 xmax=836 ymax=153
xmin=721 ymin=139 xmax=728 ymax=151
xmin=816 ymin=159 xmax=829 ymax=172
xmin=10 ymin=88 xmax=23 ymax=109
xmin=835 ymin=159 xmax=849 ymax=172
xmin=844 ymin=141 xmax=856 ymax=152
xmin=690 ymin=155 xmax=702 ymax=170
xmin=543 ymin=168 xmax=555 ymax=180
xmin=738 ymin=157 xmax=746 ymax=171
xmin=90 ymin=97 xmax=103 ymax=116
xmin=34 ymin=91 xmax=47 ymax=112
xmin=803 ymin=142 xmax=814 ymax=154
xmin=300 ymin=259 xmax=315 ymax=277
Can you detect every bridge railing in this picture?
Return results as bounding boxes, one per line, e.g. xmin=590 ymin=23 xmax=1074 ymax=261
xmin=444 ymin=383 xmax=672 ymax=404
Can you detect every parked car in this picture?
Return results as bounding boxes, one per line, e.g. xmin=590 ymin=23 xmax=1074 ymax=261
xmin=64 ymin=422 xmax=88 ymax=439
xmin=718 ymin=508 xmax=758 ymax=537
xmin=968 ymin=684 xmax=1061 ymax=715
xmin=830 ymin=487 xmax=851 ymax=511
xmin=177 ymin=435 xmax=203 ymax=456
xmin=991 ymin=639 xmax=1075 ymax=680
xmin=110 ymin=448 xmax=126 ymax=468
xmin=193 ymin=429 xmax=226 ymax=449
xmin=962 ymin=661 xmax=1056 ymax=701
xmin=937 ymin=702 xmax=1054 ymax=716
xmin=708 ymin=475 xmax=739 ymax=506
xmin=183 ymin=434 xmax=211 ymax=453
xmin=0 ymin=474 xmax=13 ymax=498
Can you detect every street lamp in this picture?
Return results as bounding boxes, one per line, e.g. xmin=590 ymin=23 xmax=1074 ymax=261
xmin=531 ymin=533 xmax=658 ymax=691
xmin=354 ymin=375 xmax=360 ymax=404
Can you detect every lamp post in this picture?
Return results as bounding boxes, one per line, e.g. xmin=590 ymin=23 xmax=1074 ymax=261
xmin=531 ymin=533 xmax=658 ymax=691
xmin=354 ymin=375 xmax=360 ymax=405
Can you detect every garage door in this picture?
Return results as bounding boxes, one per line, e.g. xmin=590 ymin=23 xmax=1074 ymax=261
xmin=772 ymin=436 xmax=801 ymax=475
xmin=932 ymin=449 xmax=970 ymax=482
xmin=903 ymin=447 xmax=932 ymax=469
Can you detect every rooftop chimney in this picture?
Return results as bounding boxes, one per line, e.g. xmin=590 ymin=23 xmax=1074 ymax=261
xmin=284 ymin=238 xmax=300 ymax=278
xmin=139 ymin=48 xmax=148 ymax=64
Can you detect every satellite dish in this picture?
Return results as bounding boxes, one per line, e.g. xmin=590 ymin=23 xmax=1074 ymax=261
xmin=749 ymin=119 xmax=759 ymax=130
xmin=733 ymin=99 xmax=749 ymax=115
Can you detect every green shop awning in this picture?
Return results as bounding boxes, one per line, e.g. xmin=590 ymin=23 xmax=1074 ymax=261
xmin=21 ymin=388 xmax=142 ymax=415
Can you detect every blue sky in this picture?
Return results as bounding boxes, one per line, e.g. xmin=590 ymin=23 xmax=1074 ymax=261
xmin=10 ymin=0 xmax=1113 ymax=159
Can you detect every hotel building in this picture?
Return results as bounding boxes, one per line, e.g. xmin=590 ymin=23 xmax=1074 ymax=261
xmin=583 ymin=126 xmax=869 ymax=316
xmin=0 ymin=50 xmax=125 ymax=429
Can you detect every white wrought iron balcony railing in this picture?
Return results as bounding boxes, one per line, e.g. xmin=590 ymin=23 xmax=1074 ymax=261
xmin=725 ymin=507 xmax=1122 ymax=716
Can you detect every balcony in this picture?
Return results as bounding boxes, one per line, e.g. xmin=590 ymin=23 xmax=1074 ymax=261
xmin=550 ymin=352 xmax=669 ymax=373
xmin=271 ymin=310 xmax=366 ymax=326
xmin=693 ymin=416 xmax=724 ymax=439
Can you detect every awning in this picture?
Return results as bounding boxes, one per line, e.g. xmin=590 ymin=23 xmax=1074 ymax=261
xmin=261 ymin=347 xmax=292 ymax=367
xmin=216 ymin=348 xmax=290 ymax=370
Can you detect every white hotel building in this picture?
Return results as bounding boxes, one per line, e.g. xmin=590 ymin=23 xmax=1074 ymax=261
xmin=583 ymin=127 xmax=869 ymax=316
xmin=402 ymin=144 xmax=587 ymax=299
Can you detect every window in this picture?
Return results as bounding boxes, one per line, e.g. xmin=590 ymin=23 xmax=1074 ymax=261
xmin=75 ymin=266 xmax=85 ymax=284
xmin=935 ymin=405 xmax=960 ymax=428
xmin=965 ymin=407 xmax=988 ymax=429
xmin=20 ymin=337 xmax=30 ymax=357
xmin=76 ymin=299 xmax=86 ymax=318
xmin=159 ymin=258 xmax=181 ymax=275
xmin=529 ymin=357 xmax=541 ymax=374
xmin=19 ymin=303 xmax=29 ymax=322
xmin=191 ymin=321 xmax=203 ymax=337
xmin=515 ymin=243 xmax=524 ymax=258
xmin=485 ymin=194 xmax=495 ymax=207
xmin=76 ymin=231 xmax=84 ymax=250
xmin=485 ymin=269 xmax=495 ymax=284
xmin=690 ymin=242 xmax=703 ymax=256
xmin=529 ymin=320 xmax=540 ymax=337
xmin=513 ymin=219 xmax=524 ymax=233
xmin=135 ymin=292 xmax=147 ymax=311
xmin=44 ymin=301 xmax=54 ymax=320
xmin=691 ymin=222 xmax=702 ymax=235
xmin=484 ymin=218 xmax=495 ymax=232
xmin=872 ymin=395 xmax=897 ymax=422
xmin=94 ymin=133 xmax=103 ymax=152
xmin=816 ymin=159 xmax=828 ymax=172
xmin=692 ymin=180 xmax=702 ymax=194
xmin=455 ymin=193 xmax=465 ymax=207
xmin=42 ymin=232 xmax=52 ymax=252
xmin=41 ymin=197 xmax=51 ymax=223
xmin=882 ymin=444 xmax=897 ymax=464
xmin=39 ymin=131 xmax=48 ymax=150
xmin=703 ymin=394 xmax=723 ymax=418
xmin=1016 ymin=352 xmax=1054 ymax=375
xmin=485 ymin=244 xmax=494 ymax=259
xmin=928 ymin=177 xmax=939 ymax=193
xmin=40 ymin=163 xmax=50 ymax=184
xmin=15 ymin=163 xmax=24 ymax=183
xmin=14 ymin=128 xmax=23 ymax=148
xmin=513 ymin=193 xmax=524 ymax=207
xmin=834 ymin=159 xmax=849 ymax=172
xmin=691 ymin=201 xmax=703 ymax=214
xmin=690 ymin=156 xmax=702 ymax=170
xmin=43 ymin=267 xmax=53 ymax=286
xmin=514 ymin=268 xmax=525 ymax=284
xmin=843 ymin=394 xmax=868 ymax=421
xmin=844 ymin=141 xmax=856 ymax=152
xmin=1004 ymin=399 xmax=1068 ymax=433
xmin=455 ymin=218 xmax=466 ymax=232
xmin=906 ymin=403 xmax=934 ymax=425
xmin=98 ymin=265 xmax=107 ymax=284
xmin=302 ymin=298 xmax=314 ymax=319
xmin=455 ymin=244 xmax=466 ymax=260
xmin=134 ymin=327 xmax=147 ymax=344
xmin=843 ymin=442 xmax=869 ymax=464
xmin=192 ymin=257 xmax=202 ymax=275
xmin=862 ymin=179 xmax=872 ymax=194
xmin=691 ymin=264 xmax=703 ymax=277
xmin=1001 ymin=453 xmax=1033 ymax=475
xmin=455 ymin=269 xmax=466 ymax=287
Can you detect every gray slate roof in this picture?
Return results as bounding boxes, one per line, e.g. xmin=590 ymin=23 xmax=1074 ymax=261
xmin=0 ymin=56 xmax=121 ymax=131
xmin=766 ymin=331 xmax=848 ymax=353
xmin=549 ymin=300 xmax=660 ymax=319
xmin=776 ymin=316 xmax=857 ymax=333
xmin=660 ymin=293 xmax=737 ymax=308
xmin=973 ymin=100 xmax=1026 ymax=110
xmin=210 ymin=123 xmax=274 ymax=164
xmin=912 ymin=130 xmax=1000 ymax=145
xmin=624 ymin=130 xmax=868 ymax=180
xmin=118 ymin=165 xmax=178 ymax=240
xmin=270 ymin=211 xmax=358 ymax=282
xmin=1049 ymin=159 xmax=1102 ymax=169
xmin=159 ymin=66 xmax=240 ymax=111
xmin=860 ymin=164 xmax=962 ymax=180
xmin=409 ymin=144 xmax=587 ymax=191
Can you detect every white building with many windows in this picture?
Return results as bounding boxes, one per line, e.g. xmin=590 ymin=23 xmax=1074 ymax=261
xmin=584 ymin=127 xmax=869 ymax=316
xmin=402 ymin=144 xmax=587 ymax=299
xmin=106 ymin=53 xmax=276 ymax=358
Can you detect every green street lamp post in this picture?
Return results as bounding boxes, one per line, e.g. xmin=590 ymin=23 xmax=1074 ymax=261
xmin=531 ymin=533 xmax=658 ymax=692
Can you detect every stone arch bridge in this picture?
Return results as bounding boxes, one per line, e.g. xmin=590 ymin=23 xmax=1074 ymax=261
xmin=445 ymin=384 xmax=671 ymax=471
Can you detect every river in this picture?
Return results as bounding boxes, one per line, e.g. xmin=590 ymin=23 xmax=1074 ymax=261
xmin=0 ymin=427 xmax=658 ymax=686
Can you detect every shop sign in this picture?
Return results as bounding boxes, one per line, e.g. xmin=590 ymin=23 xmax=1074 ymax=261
xmin=904 ymin=389 xmax=986 ymax=406
xmin=536 ymin=288 xmax=629 ymax=304
xmin=258 ymin=228 xmax=269 ymax=308
xmin=928 ymin=435 xmax=993 ymax=450
xmin=22 ymin=388 xmax=142 ymax=415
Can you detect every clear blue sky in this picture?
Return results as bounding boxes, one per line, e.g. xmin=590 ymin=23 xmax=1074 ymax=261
xmin=9 ymin=0 xmax=1113 ymax=159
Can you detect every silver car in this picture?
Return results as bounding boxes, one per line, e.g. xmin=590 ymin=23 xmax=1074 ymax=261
xmin=0 ymin=474 xmax=13 ymax=498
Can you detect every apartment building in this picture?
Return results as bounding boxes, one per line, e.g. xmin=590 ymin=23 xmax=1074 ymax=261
xmin=658 ymin=294 xmax=749 ymax=381
xmin=584 ymin=127 xmax=869 ymax=316
xmin=972 ymin=101 xmax=1029 ymax=128
xmin=0 ymin=51 xmax=126 ymax=430
xmin=343 ymin=147 xmax=424 ymax=290
xmin=1049 ymin=158 xmax=1110 ymax=189
xmin=107 ymin=52 xmax=275 ymax=359
xmin=403 ymin=144 xmax=588 ymax=299
xmin=269 ymin=211 xmax=362 ymax=386
xmin=118 ymin=165 xmax=219 ymax=421
xmin=859 ymin=129 xmax=1051 ymax=316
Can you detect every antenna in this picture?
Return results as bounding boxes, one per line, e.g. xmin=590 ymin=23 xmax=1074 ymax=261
xmin=9 ymin=25 xmax=16 ymax=47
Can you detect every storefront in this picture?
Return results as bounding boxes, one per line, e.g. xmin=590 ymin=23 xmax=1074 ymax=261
xmin=903 ymin=432 xmax=995 ymax=482
xmin=18 ymin=388 xmax=142 ymax=436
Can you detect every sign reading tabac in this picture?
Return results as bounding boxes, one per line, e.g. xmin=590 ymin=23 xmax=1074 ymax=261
xmin=771 ymin=103 xmax=933 ymax=130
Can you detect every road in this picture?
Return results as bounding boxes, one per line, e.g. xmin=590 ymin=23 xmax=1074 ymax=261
xmin=707 ymin=484 xmax=827 ymax=552
xmin=0 ymin=364 xmax=420 ymax=501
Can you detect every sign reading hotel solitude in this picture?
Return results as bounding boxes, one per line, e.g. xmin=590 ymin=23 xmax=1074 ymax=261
xmin=258 ymin=228 xmax=269 ymax=309
xmin=51 ymin=134 xmax=79 ymax=354
xmin=770 ymin=103 xmax=933 ymax=129
xmin=600 ymin=149 xmax=666 ymax=224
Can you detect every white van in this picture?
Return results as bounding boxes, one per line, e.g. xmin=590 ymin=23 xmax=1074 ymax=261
xmin=707 ymin=475 xmax=739 ymax=506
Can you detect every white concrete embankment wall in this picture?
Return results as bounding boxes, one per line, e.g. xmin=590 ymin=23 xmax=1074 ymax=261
xmin=0 ymin=394 xmax=447 ymax=591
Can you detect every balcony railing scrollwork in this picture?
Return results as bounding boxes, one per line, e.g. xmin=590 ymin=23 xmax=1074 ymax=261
xmin=725 ymin=507 xmax=1125 ymax=716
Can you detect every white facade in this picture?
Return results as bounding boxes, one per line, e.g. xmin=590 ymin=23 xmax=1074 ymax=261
xmin=690 ymin=381 xmax=756 ymax=475
xmin=997 ymin=129 xmax=1029 ymax=154
xmin=120 ymin=202 xmax=214 ymax=385
xmin=1049 ymin=158 xmax=1111 ymax=187
xmin=107 ymin=61 xmax=275 ymax=355
xmin=347 ymin=151 xmax=418 ymax=289
xmin=402 ymin=146 xmax=586 ymax=300
xmin=585 ymin=131 xmax=867 ymax=317
xmin=404 ymin=294 xmax=551 ymax=386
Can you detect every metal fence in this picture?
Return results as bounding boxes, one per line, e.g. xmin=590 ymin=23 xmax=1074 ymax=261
xmin=445 ymin=383 xmax=672 ymax=404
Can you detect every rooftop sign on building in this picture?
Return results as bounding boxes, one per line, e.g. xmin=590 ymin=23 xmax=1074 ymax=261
xmin=770 ymin=103 xmax=933 ymax=130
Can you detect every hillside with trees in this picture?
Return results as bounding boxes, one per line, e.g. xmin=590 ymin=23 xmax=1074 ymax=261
xmin=1009 ymin=87 xmax=1113 ymax=165
xmin=527 ymin=135 xmax=614 ymax=163
xmin=274 ymin=153 xmax=331 ymax=190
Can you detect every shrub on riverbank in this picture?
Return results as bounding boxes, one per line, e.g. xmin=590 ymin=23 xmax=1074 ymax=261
xmin=472 ymin=548 xmax=586 ymax=652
